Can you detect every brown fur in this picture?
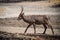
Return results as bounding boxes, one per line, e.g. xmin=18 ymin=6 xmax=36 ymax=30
xmin=17 ymin=7 xmax=54 ymax=34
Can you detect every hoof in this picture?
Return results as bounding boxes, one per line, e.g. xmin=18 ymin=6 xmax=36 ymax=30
xmin=24 ymin=33 xmax=27 ymax=35
xmin=34 ymin=33 xmax=36 ymax=34
xmin=42 ymin=32 xmax=45 ymax=34
xmin=24 ymin=32 xmax=26 ymax=34
xmin=34 ymin=32 xmax=36 ymax=34
xmin=53 ymin=33 xmax=54 ymax=35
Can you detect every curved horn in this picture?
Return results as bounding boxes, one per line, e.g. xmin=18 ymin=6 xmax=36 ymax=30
xmin=20 ymin=6 xmax=23 ymax=14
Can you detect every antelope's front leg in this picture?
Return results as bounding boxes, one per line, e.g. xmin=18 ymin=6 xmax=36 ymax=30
xmin=24 ymin=24 xmax=32 ymax=34
xmin=33 ymin=23 xmax=36 ymax=34
xmin=47 ymin=23 xmax=54 ymax=34
xmin=47 ymin=21 xmax=54 ymax=34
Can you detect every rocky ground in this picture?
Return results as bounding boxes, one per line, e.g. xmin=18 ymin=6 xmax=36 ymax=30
xmin=0 ymin=31 xmax=60 ymax=40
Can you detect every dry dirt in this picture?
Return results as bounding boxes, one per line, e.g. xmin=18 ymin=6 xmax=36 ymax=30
xmin=0 ymin=31 xmax=60 ymax=40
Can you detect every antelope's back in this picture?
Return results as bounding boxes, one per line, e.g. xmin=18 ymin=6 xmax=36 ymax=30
xmin=24 ymin=15 xmax=48 ymax=21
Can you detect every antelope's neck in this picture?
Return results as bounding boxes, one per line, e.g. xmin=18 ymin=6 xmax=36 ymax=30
xmin=21 ymin=15 xmax=26 ymax=21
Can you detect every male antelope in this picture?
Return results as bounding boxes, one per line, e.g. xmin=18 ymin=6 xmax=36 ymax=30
xmin=17 ymin=7 xmax=54 ymax=34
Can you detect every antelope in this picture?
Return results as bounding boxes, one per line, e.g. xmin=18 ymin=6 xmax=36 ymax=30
xmin=17 ymin=7 xmax=54 ymax=34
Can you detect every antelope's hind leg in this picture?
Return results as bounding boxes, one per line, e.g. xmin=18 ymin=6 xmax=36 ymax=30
xmin=47 ymin=24 xmax=54 ymax=34
xmin=33 ymin=23 xmax=36 ymax=34
xmin=43 ymin=24 xmax=47 ymax=34
xmin=47 ymin=21 xmax=54 ymax=34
